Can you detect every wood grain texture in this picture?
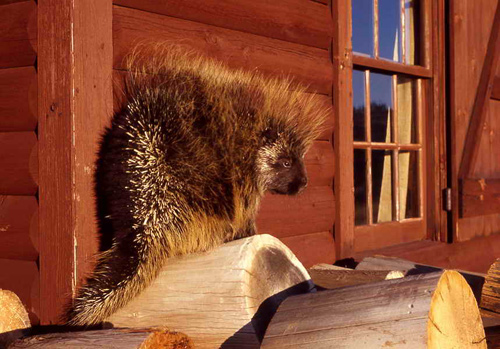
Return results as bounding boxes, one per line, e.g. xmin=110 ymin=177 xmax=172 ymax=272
xmin=0 ymin=259 xmax=39 ymax=325
xmin=0 ymin=132 xmax=38 ymax=195
xmin=450 ymin=0 xmax=500 ymax=241
xmin=354 ymin=218 xmax=426 ymax=252
xmin=113 ymin=5 xmax=332 ymax=95
xmin=257 ymin=186 xmax=334 ymax=238
xmin=462 ymin=178 xmax=500 ymax=217
xmin=481 ymin=259 xmax=500 ymax=313
xmin=491 ymin=76 xmax=500 ymax=100
xmin=332 ymin=0 xmax=355 ymax=259
xmin=279 ymin=231 xmax=336 ymax=268
xmin=0 ymin=289 xmax=31 ymax=348
xmin=0 ymin=67 xmax=37 ymax=131
xmin=356 ymin=255 xmax=486 ymax=302
xmin=308 ymin=263 xmax=403 ymax=289
xmin=262 ymin=271 xmax=485 ymax=348
xmin=0 ymin=1 xmax=37 ymax=68
xmin=113 ymin=0 xmax=332 ymax=49
xmin=72 ymin=0 xmax=113 ymax=306
xmin=109 ymin=235 xmax=313 ymax=349
xmin=37 ymin=0 xmax=113 ymax=325
xmin=458 ymin=1 xmax=500 ymax=180
xmin=0 ymin=196 xmax=38 ymax=261
xmin=354 ymin=233 xmax=500 ymax=274
xmin=9 ymin=328 xmax=194 ymax=349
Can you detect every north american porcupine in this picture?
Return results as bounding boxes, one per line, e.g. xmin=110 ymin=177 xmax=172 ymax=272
xmin=65 ymin=46 xmax=329 ymax=326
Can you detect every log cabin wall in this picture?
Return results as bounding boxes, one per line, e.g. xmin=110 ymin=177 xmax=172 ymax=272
xmin=111 ymin=0 xmax=336 ymax=267
xmin=0 ymin=0 xmax=39 ymax=324
xmin=450 ymin=0 xmax=500 ymax=241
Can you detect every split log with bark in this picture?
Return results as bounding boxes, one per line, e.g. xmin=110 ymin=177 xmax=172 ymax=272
xmin=308 ymin=263 xmax=404 ymax=289
xmin=262 ymin=270 xmax=486 ymax=348
xmin=107 ymin=234 xmax=313 ymax=349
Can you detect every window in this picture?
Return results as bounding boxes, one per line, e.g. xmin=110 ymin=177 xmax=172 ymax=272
xmin=346 ymin=0 xmax=435 ymax=252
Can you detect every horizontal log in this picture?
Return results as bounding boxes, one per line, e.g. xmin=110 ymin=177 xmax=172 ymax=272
xmin=113 ymin=6 xmax=332 ymax=94
xmin=0 ymin=132 xmax=38 ymax=195
xmin=461 ymin=178 xmax=500 ymax=217
xmin=262 ymin=271 xmax=486 ymax=348
xmin=113 ymin=0 xmax=331 ymax=49
xmin=0 ymin=259 xmax=39 ymax=324
xmin=257 ymin=186 xmax=334 ymax=238
xmin=108 ymin=234 xmax=313 ymax=348
xmin=0 ymin=196 xmax=38 ymax=261
xmin=356 ymin=255 xmax=487 ymax=302
xmin=9 ymin=328 xmax=193 ymax=349
xmin=308 ymin=263 xmax=404 ymax=289
xmin=0 ymin=290 xmax=30 ymax=348
xmin=311 ymin=94 xmax=333 ymax=141
xmin=0 ymin=1 xmax=37 ymax=69
xmin=0 ymin=67 xmax=37 ymax=131
xmin=279 ymin=231 xmax=335 ymax=268
xmin=304 ymin=141 xmax=333 ymax=187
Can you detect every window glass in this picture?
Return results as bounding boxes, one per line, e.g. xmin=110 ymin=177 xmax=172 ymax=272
xmin=370 ymin=73 xmax=393 ymax=142
xmin=399 ymin=151 xmax=420 ymax=219
xmin=379 ymin=0 xmax=402 ymax=62
xmin=354 ymin=149 xmax=367 ymax=225
xmin=352 ymin=0 xmax=374 ymax=56
xmin=353 ymin=70 xmax=366 ymax=141
xmin=372 ymin=149 xmax=393 ymax=223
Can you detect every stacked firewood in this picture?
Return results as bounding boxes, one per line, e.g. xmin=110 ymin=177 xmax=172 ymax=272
xmin=2 ymin=236 xmax=500 ymax=348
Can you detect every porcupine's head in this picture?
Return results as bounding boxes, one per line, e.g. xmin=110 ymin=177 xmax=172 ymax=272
xmin=256 ymin=88 xmax=329 ymax=196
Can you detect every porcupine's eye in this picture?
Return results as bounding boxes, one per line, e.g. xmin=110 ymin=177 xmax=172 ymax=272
xmin=267 ymin=156 xmax=308 ymax=196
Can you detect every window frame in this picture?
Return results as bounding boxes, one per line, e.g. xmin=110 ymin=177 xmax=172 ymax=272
xmin=333 ymin=0 xmax=447 ymax=258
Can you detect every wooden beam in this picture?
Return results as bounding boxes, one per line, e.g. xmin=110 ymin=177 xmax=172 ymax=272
xmin=38 ymin=0 xmax=113 ymax=324
xmin=332 ymin=0 xmax=354 ymax=259
xmin=458 ymin=1 xmax=500 ymax=180
xmin=491 ymin=76 xmax=500 ymax=100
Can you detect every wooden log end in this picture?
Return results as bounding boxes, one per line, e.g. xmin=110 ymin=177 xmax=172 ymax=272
xmin=480 ymin=258 xmax=500 ymax=313
xmin=0 ymin=289 xmax=31 ymax=347
xmin=139 ymin=329 xmax=194 ymax=349
xmin=428 ymin=270 xmax=486 ymax=348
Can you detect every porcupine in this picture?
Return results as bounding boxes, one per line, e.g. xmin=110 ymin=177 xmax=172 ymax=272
xmin=65 ymin=46 xmax=329 ymax=326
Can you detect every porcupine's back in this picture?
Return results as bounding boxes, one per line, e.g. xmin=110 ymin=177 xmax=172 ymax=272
xmin=67 ymin=46 xmax=328 ymax=326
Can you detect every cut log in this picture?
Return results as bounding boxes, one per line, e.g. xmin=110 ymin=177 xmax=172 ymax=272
xmin=108 ymin=234 xmax=313 ymax=349
xmin=481 ymin=258 xmax=500 ymax=313
xmin=308 ymin=263 xmax=404 ymax=289
xmin=9 ymin=328 xmax=193 ymax=349
xmin=356 ymin=255 xmax=486 ymax=301
xmin=0 ymin=289 xmax=30 ymax=347
xmin=262 ymin=271 xmax=486 ymax=348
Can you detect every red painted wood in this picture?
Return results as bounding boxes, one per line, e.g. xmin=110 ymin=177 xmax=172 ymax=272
xmin=461 ymin=178 xmax=500 ymax=217
xmin=0 ymin=258 xmax=40 ymax=324
xmin=0 ymin=196 xmax=38 ymax=261
xmin=279 ymin=231 xmax=336 ymax=268
xmin=113 ymin=0 xmax=332 ymax=49
xmin=0 ymin=132 xmax=38 ymax=195
xmin=257 ymin=186 xmax=335 ymax=238
xmin=0 ymin=1 xmax=37 ymax=68
xmin=0 ymin=67 xmax=37 ymax=131
xmin=113 ymin=5 xmax=332 ymax=95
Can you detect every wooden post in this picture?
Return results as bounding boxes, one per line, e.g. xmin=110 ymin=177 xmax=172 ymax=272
xmin=108 ymin=235 xmax=313 ymax=349
xmin=9 ymin=328 xmax=193 ymax=349
xmin=332 ymin=0 xmax=355 ymax=258
xmin=37 ymin=0 xmax=113 ymax=324
xmin=262 ymin=271 xmax=486 ymax=348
